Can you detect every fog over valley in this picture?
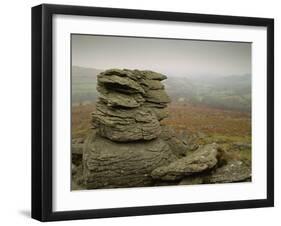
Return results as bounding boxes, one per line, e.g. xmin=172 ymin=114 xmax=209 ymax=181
xmin=72 ymin=66 xmax=251 ymax=112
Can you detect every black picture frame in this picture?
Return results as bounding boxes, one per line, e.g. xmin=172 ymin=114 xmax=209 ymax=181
xmin=31 ymin=3 xmax=274 ymax=222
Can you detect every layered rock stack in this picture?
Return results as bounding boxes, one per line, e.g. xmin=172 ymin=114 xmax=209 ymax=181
xmin=91 ymin=69 xmax=171 ymax=142
xmin=81 ymin=69 xmax=251 ymax=189
xmin=83 ymin=69 xmax=178 ymax=188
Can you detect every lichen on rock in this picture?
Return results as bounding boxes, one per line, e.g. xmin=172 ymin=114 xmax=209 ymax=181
xmin=151 ymin=143 xmax=220 ymax=181
xmin=82 ymin=69 xmax=179 ymax=188
xmin=83 ymin=130 xmax=177 ymax=189
xmin=92 ymin=69 xmax=171 ymax=142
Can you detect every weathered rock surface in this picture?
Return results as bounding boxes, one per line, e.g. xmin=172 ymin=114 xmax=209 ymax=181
xmin=232 ymin=142 xmax=251 ymax=150
xmin=140 ymin=79 xmax=164 ymax=90
xmin=83 ymin=131 xmax=177 ymax=189
xmin=72 ymin=143 xmax=83 ymax=155
xmin=72 ymin=164 xmax=77 ymax=175
xmin=142 ymin=102 xmax=169 ymax=120
xmin=159 ymin=126 xmax=188 ymax=157
xmin=98 ymin=74 xmax=145 ymax=94
xmin=72 ymin=138 xmax=84 ymax=152
xmin=144 ymin=89 xmax=171 ymax=103
xmin=93 ymin=69 xmax=170 ymax=142
xmin=72 ymin=138 xmax=84 ymax=166
xmin=79 ymin=68 xmax=251 ymax=190
xmin=98 ymin=85 xmax=145 ymax=108
xmin=179 ymin=160 xmax=251 ymax=185
xmin=206 ymin=160 xmax=251 ymax=183
xmin=72 ymin=164 xmax=85 ymax=190
xmin=151 ymin=143 xmax=220 ymax=181
xmin=92 ymin=102 xmax=161 ymax=142
xmin=134 ymin=70 xmax=167 ymax=81
xmin=179 ymin=176 xmax=205 ymax=185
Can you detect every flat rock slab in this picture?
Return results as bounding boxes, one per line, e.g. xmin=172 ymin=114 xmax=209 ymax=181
xmin=206 ymin=160 xmax=251 ymax=183
xmin=134 ymin=70 xmax=167 ymax=81
xmin=145 ymin=89 xmax=171 ymax=104
xmin=98 ymin=85 xmax=145 ymax=108
xmin=98 ymin=74 xmax=145 ymax=94
xmin=97 ymin=69 xmax=169 ymax=103
xmin=92 ymin=102 xmax=161 ymax=142
xmin=83 ymin=131 xmax=177 ymax=189
xmin=92 ymin=69 xmax=171 ymax=141
xmin=179 ymin=160 xmax=251 ymax=185
xmin=140 ymin=79 xmax=164 ymax=90
xmin=151 ymin=143 xmax=219 ymax=181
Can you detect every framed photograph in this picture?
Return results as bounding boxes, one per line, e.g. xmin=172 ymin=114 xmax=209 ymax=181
xmin=32 ymin=4 xmax=274 ymax=221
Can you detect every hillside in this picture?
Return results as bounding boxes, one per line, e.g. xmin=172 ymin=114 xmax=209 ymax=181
xmin=72 ymin=66 xmax=101 ymax=104
xmin=71 ymin=66 xmax=251 ymax=112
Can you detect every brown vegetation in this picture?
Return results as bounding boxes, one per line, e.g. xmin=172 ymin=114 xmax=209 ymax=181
xmin=72 ymin=103 xmax=251 ymax=141
xmin=72 ymin=102 xmax=252 ymax=188
xmin=162 ymin=103 xmax=251 ymax=137
xmin=72 ymin=104 xmax=95 ymax=139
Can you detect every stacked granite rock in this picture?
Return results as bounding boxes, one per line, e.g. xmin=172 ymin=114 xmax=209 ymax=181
xmin=92 ymin=69 xmax=170 ymax=142
xmin=81 ymin=69 xmax=251 ymax=189
xmin=83 ymin=69 xmax=178 ymax=189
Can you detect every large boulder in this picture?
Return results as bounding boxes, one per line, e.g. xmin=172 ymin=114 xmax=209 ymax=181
xmin=179 ymin=160 xmax=251 ymax=185
xmin=205 ymin=160 xmax=251 ymax=183
xmin=83 ymin=131 xmax=177 ymax=189
xmin=179 ymin=176 xmax=205 ymax=185
xmin=151 ymin=143 xmax=220 ymax=181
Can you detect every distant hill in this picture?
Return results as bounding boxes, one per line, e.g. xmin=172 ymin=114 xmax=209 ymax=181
xmin=162 ymin=73 xmax=251 ymax=112
xmin=189 ymin=74 xmax=251 ymax=112
xmin=71 ymin=66 xmax=251 ymax=112
xmin=72 ymin=66 xmax=102 ymax=104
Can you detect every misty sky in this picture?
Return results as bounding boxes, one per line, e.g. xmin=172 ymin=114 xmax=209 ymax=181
xmin=71 ymin=34 xmax=251 ymax=77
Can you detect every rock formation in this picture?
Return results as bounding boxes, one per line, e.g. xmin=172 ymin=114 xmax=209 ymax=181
xmin=83 ymin=131 xmax=177 ymax=188
xmin=151 ymin=143 xmax=220 ymax=181
xmin=179 ymin=160 xmax=251 ymax=185
xmin=91 ymin=69 xmax=170 ymax=142
xmin=79 ymin=69 xmax=251 ymax=189
xmin=83 ymin=69 xmax=178 ymax=188
xmin=205 ymin=160 xmax=251 ymax=183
